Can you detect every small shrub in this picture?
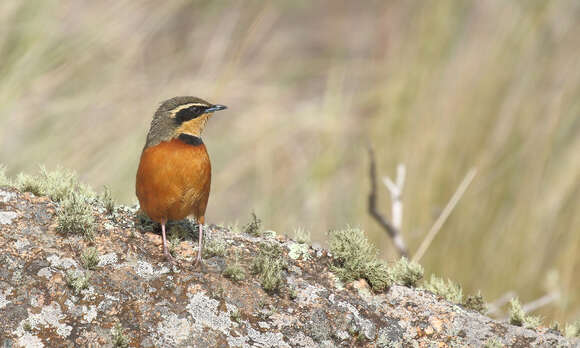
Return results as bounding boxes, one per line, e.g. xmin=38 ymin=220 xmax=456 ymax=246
xmin=251 ymin=242 xmax=286 ymax=293
xmin=111 ymin=323 xmax=129 ymax=348
xmin=81 ymin=247 xmax=99 ymax=270
xmin=101 ymin=185 xmax=115 ymax=214
xmin=203 ymin=237 xmax=227 ymax=258
xmin=223 ymin=263 xmax=246 ymax=282
xmin=483 ymin=338 xmax=503 ymax=348
xmin=509 ymin=298 xmax=542 ymax=328
xmin=423 ymin=274 xmax=463 ymax=303
xmin=57 ymin=193 xmax=96 ymax=239
xmin=66 ymin=270 xmax=90 ymax=294
xmin=463 ymin=291 xmax=487 ymax=314
xmin=387 ymin=257 xmax=423 ymax=287
xmin=243 ymin=211 xmax=262 ymax=236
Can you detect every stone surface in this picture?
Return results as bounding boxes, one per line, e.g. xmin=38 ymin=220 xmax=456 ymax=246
xmin=0 ymin=187 xmax=578 ymax=347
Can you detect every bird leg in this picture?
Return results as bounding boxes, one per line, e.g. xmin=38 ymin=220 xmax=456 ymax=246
xmin=195 ymin=223 xmax=203 ymax=265
xmin=161 ymin=221 xmax=175 ymax=263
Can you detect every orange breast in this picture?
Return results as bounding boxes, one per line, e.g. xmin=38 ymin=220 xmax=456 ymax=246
xmin=136 ymin=138 xmax=211 ymax=223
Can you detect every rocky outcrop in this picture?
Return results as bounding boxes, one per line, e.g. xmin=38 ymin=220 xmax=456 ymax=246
xmin=0 ymin=187 xmax=577 ymax=347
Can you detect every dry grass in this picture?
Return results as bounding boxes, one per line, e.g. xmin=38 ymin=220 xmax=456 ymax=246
xmin=0 ymin=1 xmax=579 ymax=322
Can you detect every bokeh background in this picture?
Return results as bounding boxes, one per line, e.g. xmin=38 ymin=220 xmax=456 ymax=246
xmin=1 ymin=1 xmax=579 ymax=323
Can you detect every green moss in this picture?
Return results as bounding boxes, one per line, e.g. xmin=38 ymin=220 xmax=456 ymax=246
xmin=293 ymin=227 xmax=311 ymax=244
xmin=66 ymin=270 xmax=90 ymax=294
xmin=111 ymin=323 xmax=129 ymax=348
xmin=251 ymin=242 xmax=286 ymax=293
xmin=16 ymin=166 xmax=94 ymax=202
xmin=243 ymin=211 xmax=262 ymax=236
xmin=223 ymin=263 xmax=246 ymax=282
xmin=81 ymin=247 xmax=99 ymax=270
xmin=423 ymin=274 xmax=462 ymax=303
xmin=57 ymin=193 xmax=96 ymax=239
xmin=288 ymin=242 xmax=310 ymax=261
xmin=463 ymin=291 xmax=487 ymax=314
xmin=203 ymin=237 xmax=227 ymax=258
xmin=565 ymin=320 xmax=580 ymax=338
xmin=509 ymin=298 xmax=542 ymax=328
xmin=387 ymin=257 xmax=423 ymax=287
xmin=101 ymin=185 xmax=115 ymax=214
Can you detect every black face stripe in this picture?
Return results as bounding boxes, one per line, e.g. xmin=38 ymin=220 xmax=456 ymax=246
xmin=178 ymin=133 xmax=204 ymax=146
xmin=174 ymin=105 xmax=207 ymax=123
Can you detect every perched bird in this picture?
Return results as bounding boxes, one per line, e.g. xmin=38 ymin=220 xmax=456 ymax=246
xmin=136 ymin=96 xmax=227 ymax=264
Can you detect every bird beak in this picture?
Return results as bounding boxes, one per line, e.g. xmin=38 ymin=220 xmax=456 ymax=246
xmin=205 ymin=104 xmax=227 ymax=113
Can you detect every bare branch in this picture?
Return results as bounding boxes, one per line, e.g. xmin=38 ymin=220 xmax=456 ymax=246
xmin=367 ymin=146 xmax=408 ymax=257
xmin=413 ymin=168 xmax=477 ymax=263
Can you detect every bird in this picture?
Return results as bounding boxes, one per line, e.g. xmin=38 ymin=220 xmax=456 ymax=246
xmin=136 ymin=96 xmax=227 ymax=264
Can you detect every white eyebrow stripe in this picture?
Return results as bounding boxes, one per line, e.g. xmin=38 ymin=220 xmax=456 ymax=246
xmin=169 ymin=103 xmax=208 ymax=117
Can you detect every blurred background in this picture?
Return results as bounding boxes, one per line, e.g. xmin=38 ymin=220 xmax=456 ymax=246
xmin=0 ymin=0 xmax=579 ymax=323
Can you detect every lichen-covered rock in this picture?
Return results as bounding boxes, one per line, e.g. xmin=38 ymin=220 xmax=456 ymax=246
xmin=0 ymin=187 xmax=578 ymax=347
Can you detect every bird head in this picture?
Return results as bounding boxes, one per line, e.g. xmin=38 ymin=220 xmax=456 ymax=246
xmin=144 ymin=96 xmax=227 ymax=148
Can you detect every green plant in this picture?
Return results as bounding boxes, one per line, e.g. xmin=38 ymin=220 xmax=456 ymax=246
xmin=111 ymin=323 xmax=129 ymax=348
xmin=293 ymin=227 xmax=311 ymax=244
xmin=463 ymin=291 xmax=487 ymax=314
xmin=223 ymin=263 xmax=246 ymax=282
xmin=243 ymin=211 xmax=262 ymax=236
xmin=565 ymin=320 xmax=580 ymax=338
xmin=288 ymin=242 xmax=310 ymax=261
xmin=329 ymin=226 xmax=392 ymax=291
xmin=423 ymin=274 xmax=462 ymax=303
xmin=251 ymin=242 xmax=286 ymax=293
xmin=483 ymin=338 xmax=503 ymax=348
xmin=230 ymin=309 xmax=241 ymax=323
xmin=81 ymin=247 xmax=99 ymax=270
xmin=509 ymin=298 xmax=542 ymax=329
xmin=387 ymin=257 xmax=424 ymax=287
xmin=66 ymin=270 xmax=90 ymax=294
xmin=16 ymin=166 xmax=94 ymax=202
xmin=101 ymin=185 xmax=115 ymax=214
xmin=203 ymin=237 xmax=227 ymax=258
xmin=56 ymin=193 xmax=96 ymax=239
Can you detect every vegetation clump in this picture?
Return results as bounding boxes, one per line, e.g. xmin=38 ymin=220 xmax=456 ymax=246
xmin=203 ymin=237 xmax=227 ymax=258
xmin=463 ymin=291 xmax=487 ymax=314
xmin=15 ymin=166 xmax=94 ymax=202
xmin=243 ymin=211 xmax=262 ymax=236
xmin=251 ymin=242 xmax=286 ymax=293
xmin=101 ymin=185 xmax=115 ymax=214
xmin=329 ymin=226 xmax=392 ymax=291
xmin=223 ymin=263 xmax=246 ymax=282
xmin=111 ymin=323 xmax=130 ymax=348
xmin=66 ymin=270 xmax=90 ymax=294
xmin=81 ymin=247 xmax=99 ymax=270
xmin=509 ymin=298 xmax=542 ymax=328
xmin=57 ymin=193 xmax=96 ymax=239
xmin=387 ymin=257 xmax=423 ymax=287
xmin=423 ymin=274 xmax=463 ymax=303
xmin=566 ymin=320 xmax=580 ymax=338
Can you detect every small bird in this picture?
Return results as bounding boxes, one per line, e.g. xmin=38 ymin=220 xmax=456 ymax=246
xmin=136 ymin=96 xmax=227 ymax=264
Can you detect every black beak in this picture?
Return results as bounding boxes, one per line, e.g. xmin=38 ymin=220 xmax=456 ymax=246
xmin=205 ymin=104 xmax=227 ymax=113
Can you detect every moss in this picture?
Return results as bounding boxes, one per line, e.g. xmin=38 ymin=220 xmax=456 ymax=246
xmin=66 ymin=270 xmax=90 ymax=294
xmin=111 ymin=323 xmax=129 ymax=348
xmin=387 ymin=257 xmax=423 ymax=287
xmin=223 ymin=263 xmax=246 ymax=282
xmin=16 ymin=166 xmax=94 ymax=202
xmin=81 ymin=247 xmax=99 ymax=270
xmin=101 ymin=185 xmax=115 ymax=214
xmin=565 ymin=320 xmax=580 ymax=338
xmin=203 ymin=236 xmax=227 ymax=258
xmin=56 ymin=193 xmax=96 ymax=239
xmin=288 ymin=242 xmax=310 ymax=261
xmin=423 ymin=274 xmax=462 ymax=303
xmin=230 ymin=309 xmax=241 ymax=323
xmin=509 ymin=298 xmax=542 ymax=328
xmin=251 ymin=242 xmax=286 ymax=293
xmin=463 ymin=291 xmax=487 ymax=314
xmin=329 ymin=226 xmax=393 ymax=291
xmin=243 ymin=211 xmax=262 ymax=236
